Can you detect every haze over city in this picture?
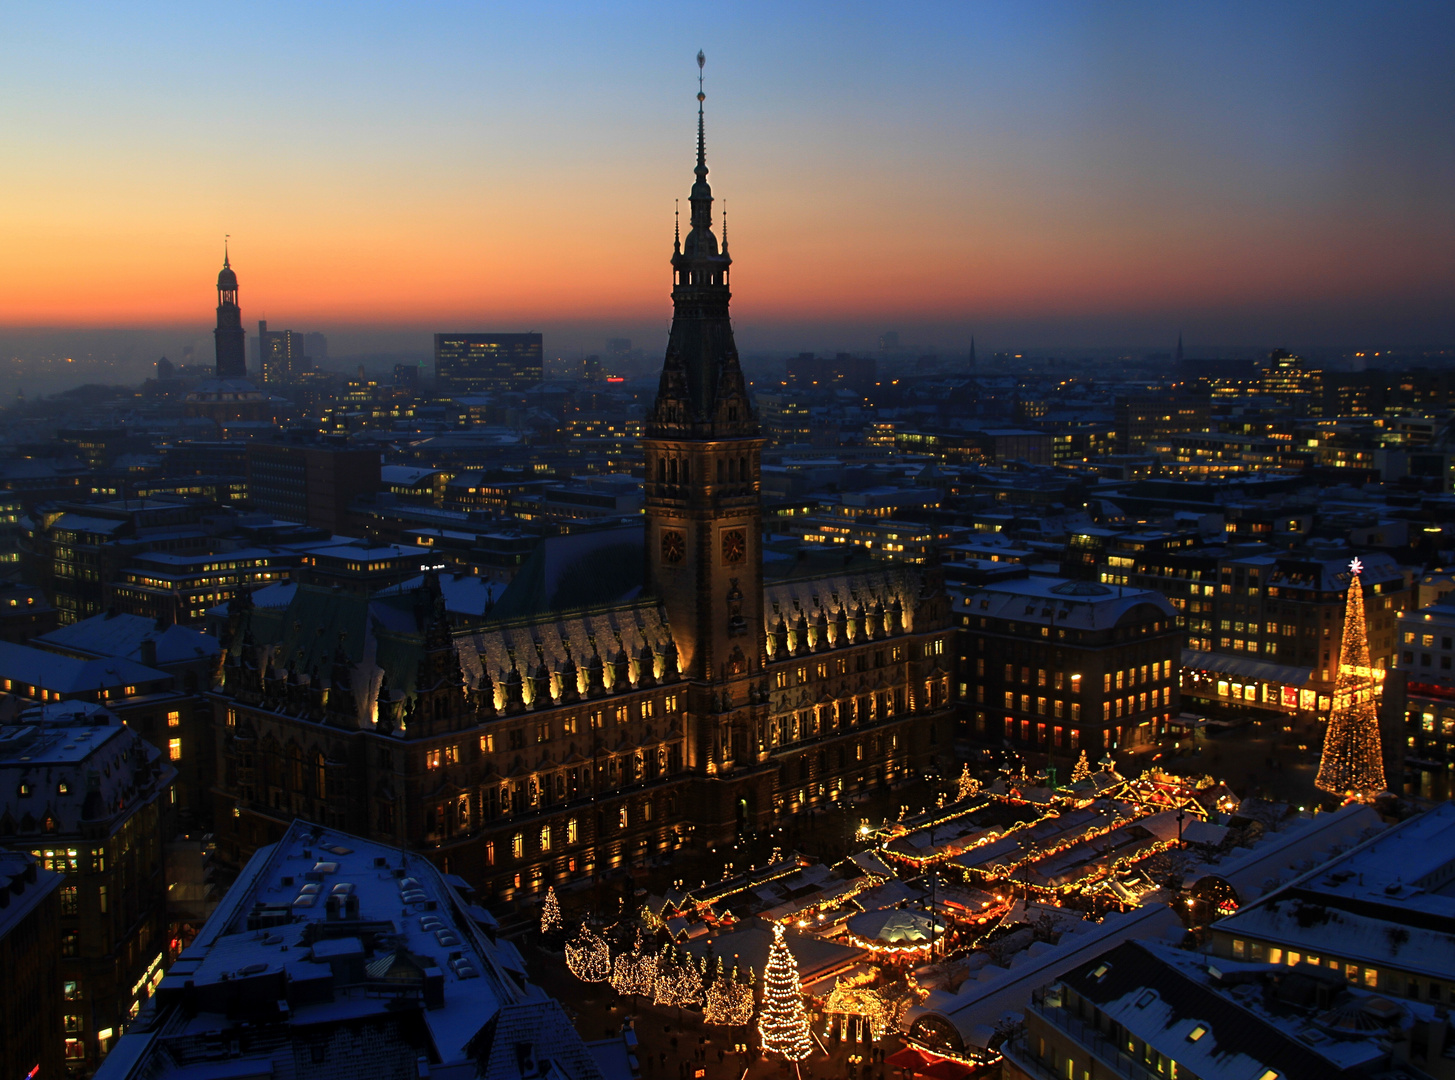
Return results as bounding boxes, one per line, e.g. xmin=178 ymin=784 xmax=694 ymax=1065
xmin=2 ymin=1 xmax=1454 ymax=392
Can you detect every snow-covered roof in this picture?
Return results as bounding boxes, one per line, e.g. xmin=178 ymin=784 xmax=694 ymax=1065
xmin=1213 ymin=802 xmax=1455 ymax=980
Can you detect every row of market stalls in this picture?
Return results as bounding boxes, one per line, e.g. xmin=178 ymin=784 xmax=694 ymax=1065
xmin=629 ymin=764 xmax=1267 ymax=1076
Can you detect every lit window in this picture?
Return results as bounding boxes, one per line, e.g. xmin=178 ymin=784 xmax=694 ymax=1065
xmin=167 ymin=710 xmax=181 ymax=727
xmin=168 ymin=738 xmax=181 ymax=761
xmin=1187 ymin=1025 xmax=1207 ymax=1042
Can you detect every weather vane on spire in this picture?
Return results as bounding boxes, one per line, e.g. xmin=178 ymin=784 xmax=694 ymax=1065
xmin=224 ymin=233 xmax=231 ymax=267
xmin=697 ymin=50 xmax=705 ymax=101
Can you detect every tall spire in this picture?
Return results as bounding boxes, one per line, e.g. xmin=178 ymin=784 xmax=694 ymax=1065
xmin=696 ymin=50 xmax=707 ymax=182
xmin=648 ymin=49 xmax=750 ymax=428
xmin=223 ymin=234 xmax=231 ymax=269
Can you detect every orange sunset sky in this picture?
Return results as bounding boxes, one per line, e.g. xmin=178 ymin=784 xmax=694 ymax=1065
xmin=1 ymin=3 xmax=1452 ymax=360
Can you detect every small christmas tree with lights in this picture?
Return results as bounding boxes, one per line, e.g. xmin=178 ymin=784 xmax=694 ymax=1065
xmin=956 ymin=763 xmax=980 ymax=801
xmin=1071 ymin=750 xmax=1091 ymax=784
xmin=565 ymin=924 xmax=611 ymax=983
xmin=757 ymin=924 xmax=813 ymax=1061
xmin=540 ymin=886 xmax=562 ymax=937
xmin=1316 ymin=558 xmax=1387 ymax=799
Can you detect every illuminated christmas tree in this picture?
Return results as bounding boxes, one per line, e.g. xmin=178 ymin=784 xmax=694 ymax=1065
xmin=565 ymin=924 xmax=611 ymax=983
xmin=757 ymin=924 xmax=813 ymax=1060
xmin=956 ymin=764 xmax=980 ymax=801
xmin=1071 ymin=750 xmax=1091 ymax=784
xmin=540 ymin=886 xmax=562 ymax=936
xmin=1316 ymin=559 xmax=1387 ymax=798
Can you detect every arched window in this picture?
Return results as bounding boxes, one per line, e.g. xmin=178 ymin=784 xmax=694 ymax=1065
xmin=314 ymin=752 xmax=327 ymax=800
xmin=289 ymin=745 xmax=304 ymax=792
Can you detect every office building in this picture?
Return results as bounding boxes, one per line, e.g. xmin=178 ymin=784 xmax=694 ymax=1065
xmin=21 ymin=498 xmax=222 ymax=624
xmin=245 ymin=443 xmax=382 ymax=534
xmin=434 ymin=332 xmax=543 ymax=394
xmin=951 ymin=566 xmax=1181 ymax=754
xmin=256 ymin=320 xmax=313 ymax=384
xmin=0 ymin=705 xmax=174 ymax=1073
xmin=1402 ymin=596 xmax=1455 ymax=799
xmin=0 ymin=851 xmax=63 ymax=1080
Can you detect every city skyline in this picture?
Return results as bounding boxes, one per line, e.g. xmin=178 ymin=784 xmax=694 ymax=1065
xmin=1 ymin=2 xmax=1452 ymax=365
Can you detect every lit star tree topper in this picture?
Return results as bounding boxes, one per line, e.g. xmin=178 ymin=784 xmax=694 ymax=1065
xmin=1315 ymin=557 xmax=1387 ymax=799
xmin=757 ymin=924 xmax=813 ymax=1061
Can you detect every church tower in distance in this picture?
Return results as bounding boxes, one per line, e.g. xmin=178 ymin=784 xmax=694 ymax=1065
xmin=214 ymin=247 xmax=247 ymax=378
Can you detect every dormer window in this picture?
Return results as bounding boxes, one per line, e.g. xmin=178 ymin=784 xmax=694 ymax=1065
xmin=58 ymin=781 xmax=68 ymax=795
xmin=18 ymin=782 xmax=30 ymax=797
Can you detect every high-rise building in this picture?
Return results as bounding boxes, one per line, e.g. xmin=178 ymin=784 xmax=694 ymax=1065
xmin=434 ymin=332 xmax=543 ymax=394
xmin=213 ymin=250 xmax=246 ymax=379
xmin=256 ymin=321 xmax=311 ymax=384
xmin=1259 ymin=347 xmax=1324 ymax=414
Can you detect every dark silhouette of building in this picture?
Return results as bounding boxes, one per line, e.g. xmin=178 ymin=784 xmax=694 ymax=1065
xmin=434 ymin=333 xmax=543 ymax=394
xmin=786 ymin=352 xmax=876 ymax=392
xmin=245 ymin=443 xmax=382 ymax=534
xmin=213 ymin=250 xmax=246 ymax=379
xmin=0 ymin=851 xmax=63 ymax=1080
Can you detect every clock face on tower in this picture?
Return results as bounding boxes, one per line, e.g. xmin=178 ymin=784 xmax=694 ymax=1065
xmin=721 ymin=529 xmax=746 ymax=565
xmin=661 ymin=529 xmax=686 ymax=564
